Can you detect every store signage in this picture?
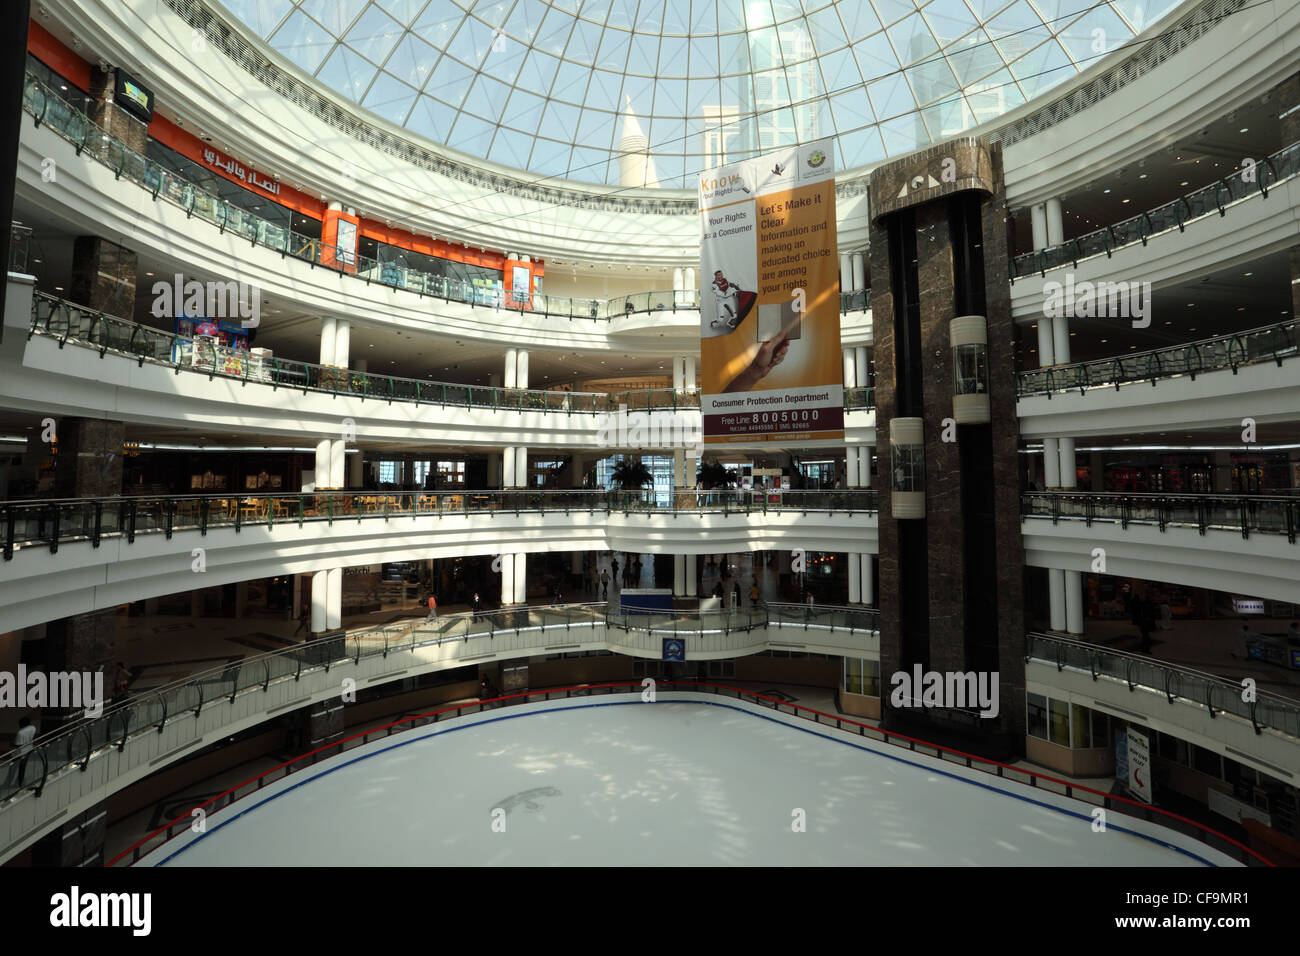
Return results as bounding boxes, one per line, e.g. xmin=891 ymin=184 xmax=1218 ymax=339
xmin=698 ymin=137 xmax=843 ymax=444
xmin=200 ymin=146 xmax=281 ymax=196
xmin=113 ymin=69 xmax=153 ymax=123
xmin=1126 ymin=727 xmax=1152 ymax=804
xmin=1231 ymin=598 xmax=1265 ymax=615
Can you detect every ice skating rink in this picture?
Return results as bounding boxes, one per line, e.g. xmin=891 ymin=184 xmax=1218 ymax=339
xmin=153 ymin=697 xmax=1238 ymax=866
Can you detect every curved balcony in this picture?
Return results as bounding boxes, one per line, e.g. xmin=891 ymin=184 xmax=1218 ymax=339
xmin=23 ymin=290 xmax=874 ymax=416
xmin=20 ymin=73 xmax=871 ymax=320
xmin=0 ymin=490 xmax=880 ymax=631
xmin=1021 ymin=491 xmax=1300 ymax=605
xmin=1022 ymin=491 xmax=1300 ymax=542
xmin=0 ymin=489 xmax=880 ymax=561
xmin=1010 ymin=140 xmax=1300 ymax=281
xmin=0 ymin=602 xmax=880 ymax=863
xmin=1016 ymin=321 xmax=1299 ymax=398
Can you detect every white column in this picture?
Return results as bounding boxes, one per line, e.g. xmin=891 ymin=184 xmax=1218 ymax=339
xmin=1064 ymin=569 xmax=1084 ymax=635
xmin=330 ymin=439 xmax=345 ymax=490
xmin=1045 ymin=197 xmax=1064 ymax=247
xmin=1030 ymin=203 xmax=1047 ymax=251
xmin=326 ymin=567 xmax=342 ymax=630
xmin=686 ymin=553 xmax=697 ymax=596
xmin=854 ymin=347 xmax=869 ymax=392
xmin=314 ymin=439 xmax=330 ymax=491
xmin=311 ymin=570 xmax=328 ymax=632
xmin=503 ymin=447 xmax=516 ymax=489
xmin=674 ymin=555 xmax=686 ymax=596
xmin=848 ymin=553 xmax=861 ymax=603
xmin=1036 ymin=319 xmax=1055 ymax=366
xmin=857 ymin=447 xmax=872 ymax=487
xmin=515 ymin=447 xmax=527 ymax=488
xmin=1048 ymin=568 xmax=1066 ymax=632
xmin=846 ymin=447 xmax=860 ymax=487
xmin=1058 ymin=438 xmax=1077 ymax=489
xmin=1043 ymin=437 xmax=1061 ymax=489
xmin=860 ymin=554 xmax=873 ymax=606
xmin=840 ymin=253 xmax=852 ymax=291
xmin=501 ymin=553 xmax=514 ymax=606
xmin=684 ymin=356 xmax=695 ymax=391
xmin=851 ymin=253 xmax=865 ymax=292
xmin=514 ymin=554 xmax=526 ymax=603
xmin=319 ymin=316 xmax=337 ymax=367
xmin=333 ymin=318 xmax=350 ymax=369
xmin=684 ymin=268 xmax=695 ymax=297
xmin=1052 ymin=315 xmax=1071 ymax=366
xmin=672 ymin=358 xmax=684 ymax=392
xmin=516 ymin=350 xmax=529 ymax=389
xmin=842 ymin=348 xmax=856 ymax=388
xmin=504 ymin=348 xmax=518 ymax=389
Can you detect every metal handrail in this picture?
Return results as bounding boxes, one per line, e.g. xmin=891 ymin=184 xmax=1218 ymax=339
xmin=1016 ymin=319 xmax=1298 ymax=396
xmin=1026 ymin=631 xmax=1299 ymax=736
xmin=1021 ymin=491 xmax=1300 ymax=542
xmin=1010 ymin=138 xmax=1300 ymax=279
xmin=0 ymin=489 xmax=880 ymax=559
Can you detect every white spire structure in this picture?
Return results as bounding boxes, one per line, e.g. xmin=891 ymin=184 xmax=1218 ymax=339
xmin=617 ymin=98 xmax=659 ymax=188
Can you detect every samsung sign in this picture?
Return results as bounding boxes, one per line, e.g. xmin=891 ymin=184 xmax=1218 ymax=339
xmin=1232 ymin=598 xmax=1266 ymax=615
xmin=113 ymin=69 xmax=153 ymax=123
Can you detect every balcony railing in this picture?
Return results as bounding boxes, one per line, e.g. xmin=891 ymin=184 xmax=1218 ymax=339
xmin=26 ymin=291 xmax=877 ymax=415
xmin=1016 ymin=320 xmax=1299 ymax=396
xmin=0 ymin=489 xmax=879 ymax=560
xmin=0 ymin=602 xmax=875 ymax=813
xmin=20 ymin=72 xmax=872 ymax=319
xmin=1027 ymin=632 xmax=1300 ymax=740
xmin=1010 ymin=139 xmax=1300 ymax=280
xmin=1021 ymin=491 xmax=1300 ymax=543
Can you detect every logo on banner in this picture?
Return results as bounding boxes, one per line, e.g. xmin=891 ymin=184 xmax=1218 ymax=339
xmin=806 ymin=150 xmax=826 ymax=169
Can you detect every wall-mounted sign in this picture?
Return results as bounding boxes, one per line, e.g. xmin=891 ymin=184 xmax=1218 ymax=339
xmin=1232 ymin=598 xmax=1265 ymax=615
xmin=199 ymin=146 xmax=281 ymax=196
xmin=114 ymin=69 xmax=153 ymax=123
xmin=1126 ymin=727 xmax=1152 ymax=804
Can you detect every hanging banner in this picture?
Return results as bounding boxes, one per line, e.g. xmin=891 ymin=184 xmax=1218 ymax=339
xmin=698 ymin=138 xmax=843 ymax=444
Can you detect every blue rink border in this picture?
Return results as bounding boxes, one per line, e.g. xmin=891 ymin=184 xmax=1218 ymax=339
xmin=153 ymin=697 xmax=1222 ymax=867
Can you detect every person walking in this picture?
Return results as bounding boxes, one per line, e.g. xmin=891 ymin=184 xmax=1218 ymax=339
xmin=111 ymin=662 xmax=132 ymax=702
xmin=471 ymin=591 xmax=482 ymax=620
xmin=732 ymin=580 xmax=742 ymax=608
xmin=7 ymin=717 xmax=36 ymax=789
xmin=749 ymin=581 xmax=760 ymax=607
xmin=293 ymin=608 xmax=310 ymax=637
xmin=425 ymin=593 xmax=438 ymax=622
xmin=599 ymin=568 xmax=609 ymax=598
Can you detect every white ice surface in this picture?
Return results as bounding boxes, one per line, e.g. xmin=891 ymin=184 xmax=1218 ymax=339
xmin=154 ymin=697 xmax=1235 ymax=866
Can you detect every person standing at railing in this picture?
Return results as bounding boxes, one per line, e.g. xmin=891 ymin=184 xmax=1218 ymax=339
xmin=749 ymin=581 xmax=760 ymax=607
xmin=5 ymin=717 xmax=35 ymax=790
xmin=471 ymin=592 xmax=482 ymax=621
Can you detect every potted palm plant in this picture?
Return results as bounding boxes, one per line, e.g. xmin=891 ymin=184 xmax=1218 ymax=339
xmin=610 ymin=457 xmax=653 ymax=510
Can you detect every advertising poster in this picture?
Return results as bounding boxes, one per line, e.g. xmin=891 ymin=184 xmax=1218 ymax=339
xmin=698 ymin=137 xmax=843 ymax=444
xmin=1126 ymin=727 xmax=1153 ymax=804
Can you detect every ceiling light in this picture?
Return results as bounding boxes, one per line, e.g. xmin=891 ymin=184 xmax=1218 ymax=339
xmin=1240 ymin=128 xmax=1249 ymax=133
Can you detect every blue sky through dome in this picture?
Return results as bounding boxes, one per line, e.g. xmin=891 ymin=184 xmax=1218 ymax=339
xmin=216 ymin=0 xmax=1187 ymax=188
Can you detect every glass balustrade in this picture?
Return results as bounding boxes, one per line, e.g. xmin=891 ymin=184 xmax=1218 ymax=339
xmin=1010 ymin=140 xmax=1300 ymax=279
xmin=0 ymin=489 xmax=879 ymax=558
xmin=25 ymin=291 xmax=876 ymax=414
xmin=1016 ymin=321 xmax=1298 ymax=396
xmin=1021 ymin=492 xmax=1300 ymax=542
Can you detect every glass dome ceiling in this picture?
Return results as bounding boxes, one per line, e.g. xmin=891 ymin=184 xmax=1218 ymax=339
xmin=219 ymin=0 xmax=1186 ymax=188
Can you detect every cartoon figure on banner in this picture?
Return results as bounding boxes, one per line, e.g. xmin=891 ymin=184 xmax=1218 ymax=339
xmin=709 ymin=269 xmax=756 ymax=333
